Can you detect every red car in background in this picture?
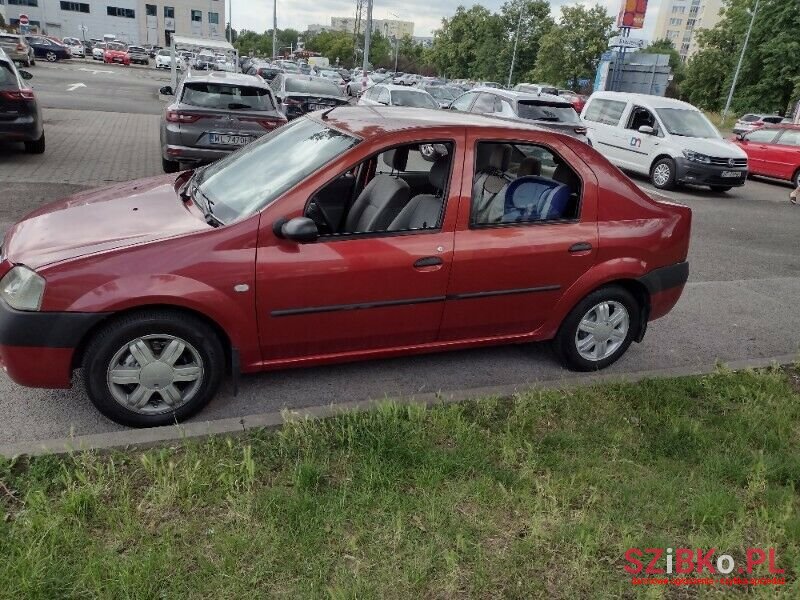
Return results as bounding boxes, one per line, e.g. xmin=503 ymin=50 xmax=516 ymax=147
xmin=0 ymin=108 xmax=691 ymax=427
xmin=732 ymin=125 xmax=800 ymax=187
xmin=104 ymin=41 xmax=130 ymax=65
xmin=558 ymin=90 xmax=587 ymax=113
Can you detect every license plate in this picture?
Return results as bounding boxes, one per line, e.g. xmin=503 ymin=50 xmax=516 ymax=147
xmin=308 ymin=103 xmax=327 ymax=111
xmin=721 ymin=171 xmax=742 ymax=178
xmin=209 ymin=133 xmax=251 ymax=146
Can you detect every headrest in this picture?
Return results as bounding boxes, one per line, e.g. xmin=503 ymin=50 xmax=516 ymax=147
xmin=429 ymin=158 xmax=449 ymax=191
xmin=488 ymin=144 xmax=511 ymax=171
xmin=384 ymin=147 xmax=409 ymax=172
xmin=518 ymin=156 xmax=542 ymax=177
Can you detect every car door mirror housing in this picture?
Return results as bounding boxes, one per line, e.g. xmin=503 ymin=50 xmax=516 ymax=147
xmin=278 ymin=217 xmax=319 ymax=243
xmin=19 ymin=70 xmax=33 ymax=80
xmin=638 ymin=125 xmax=655 ymax=135
xmin=159 ymin=85 xmax=173 ymax=96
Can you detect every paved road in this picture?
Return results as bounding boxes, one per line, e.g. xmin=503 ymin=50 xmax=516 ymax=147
xmin=0 ymin=64 xmax=798 ymax=446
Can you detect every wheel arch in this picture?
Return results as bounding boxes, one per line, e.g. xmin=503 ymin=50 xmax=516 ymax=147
xmin=650 ymin=153 xmax=675 ymax=174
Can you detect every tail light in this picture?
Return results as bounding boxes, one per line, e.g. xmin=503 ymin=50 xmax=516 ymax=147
xmin=1 ymin=90 xmax=35 ymax=101
xmin=166 ymin=110 xmax=203 ymax=123
xmin=240 ymin=117 xmax=286 ymax=130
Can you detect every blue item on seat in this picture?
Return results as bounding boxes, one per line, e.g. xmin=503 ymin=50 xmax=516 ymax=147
xmin=502 ymin=176 xmax=571 ymax=222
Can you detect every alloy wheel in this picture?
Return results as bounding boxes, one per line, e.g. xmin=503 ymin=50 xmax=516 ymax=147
xmin=653 ymin=164 xmax=671 ymax=187
xmin=574 ymin=300 xmax=630 ymax=362
xmin=106 ymin=334 xmax=204 ymax=415
xmin=46 ymin=52 xmax=57 ymax=62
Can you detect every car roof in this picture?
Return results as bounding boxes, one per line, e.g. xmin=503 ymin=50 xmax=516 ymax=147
xmin=185 ymin=71 xmax=268 ymax=87
xmin=471 ymin=87 xmax=571 ymax=105
xmin=589 ymin=91 xmax=699 ymax=110
xmin=309 ymin=105 xmax=553 ymax=139
xmin=376 ymin=84 xmax=430 ymax=92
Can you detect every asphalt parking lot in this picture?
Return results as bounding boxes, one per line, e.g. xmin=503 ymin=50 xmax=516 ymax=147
xmin=0 ymin=60 xmax=799 ymax=448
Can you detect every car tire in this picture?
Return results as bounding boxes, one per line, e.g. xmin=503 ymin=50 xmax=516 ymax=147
xmin=792 ymin=169 xmax=800 ymax=189
xmin=82 ymin=310 xmax=225 ymax=427
xmin=552 ymin=285 xmax=641 ymax=372
xmin=162 ymin=156 xmax=180 ymax=173
xmin=45 ymin=51 xmax=57 ymax=62
xmin=710 ymin=186 xmax=732 ymax=193
xmin=651 ymin=157 xmax=677 ymax=190
xmin=24 ymin=132 xmax=45 ymax=154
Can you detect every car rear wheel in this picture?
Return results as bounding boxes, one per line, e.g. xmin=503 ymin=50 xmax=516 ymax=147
xmin=82 ymin=311 xmax=225 ymax=427
xmin=45 ymin=51 xmax=57 ymax=62
xmin=24 ymin=132 xmax=45 ymax=154
xmin=651 ymin=158 xmax=677 ymax=190
xmin=710 ymin=186 xmax=732 ymax=193
xmin=162 ymin=156 xmax=180 ymax=173
xmin=553 ymin=285 xmax=640 ymax=371
xmin=792 ymin=169 xmax=800 ymax=189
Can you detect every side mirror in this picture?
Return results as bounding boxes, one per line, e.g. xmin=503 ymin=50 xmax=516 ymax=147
xmin=638 ymin=125 xmax=655 ymax=135
xmin=276 ymin=217 xmax=318 ymax=243
xmin=19 ymin=70 xmax=33 ymax=80
xmin=736 ymin=133 xmax=746 ymax=142
xmin=159 ymin=85 xmax=173 ymax=96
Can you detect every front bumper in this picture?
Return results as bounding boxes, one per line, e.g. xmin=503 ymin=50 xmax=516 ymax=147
xmin=675 ymin=158 xmax=747 ymax=187
xmin=0 ymin=300 xmax=106 ymax=388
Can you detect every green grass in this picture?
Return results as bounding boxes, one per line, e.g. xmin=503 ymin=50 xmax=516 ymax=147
xmin=704 ymin=111 xmax=738 ymax=137
xmin=2 ymin=367 xmax=800 ymax=598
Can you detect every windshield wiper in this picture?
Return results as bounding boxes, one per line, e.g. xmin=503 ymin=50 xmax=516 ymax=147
xmin=192 ymin=185 xmax=225 ymax=227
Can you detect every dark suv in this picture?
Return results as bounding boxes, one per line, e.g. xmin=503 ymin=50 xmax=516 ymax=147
xmin=451 ymin=87 xmax=588 ymax=142
xmin=0 ymin=48 xmax=44 ymax=153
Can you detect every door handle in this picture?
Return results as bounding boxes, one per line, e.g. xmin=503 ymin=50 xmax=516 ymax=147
xmin=568 ymin=242 xmax=593 ymax=253
xmin=414 ymin=256 xmax=443 ymax=268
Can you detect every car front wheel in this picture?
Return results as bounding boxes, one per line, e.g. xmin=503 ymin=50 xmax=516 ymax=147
xmin=651 ymin=157 xmax=677 ymax=190
xmin=553 ymin=285 xmax=640 ymax=371
xmin=45 ymin=51 xmax=58 ymax=62
xmin=82 ymin=310 xmax=225 ymax=427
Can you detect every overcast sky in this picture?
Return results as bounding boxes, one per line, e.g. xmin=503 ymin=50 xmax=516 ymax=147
xmin=231 ymin=0 xmax=663 ymax=40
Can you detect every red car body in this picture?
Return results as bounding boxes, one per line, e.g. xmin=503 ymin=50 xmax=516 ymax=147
xmin=559 ymin=91 xmax=587 ymax=113
xmin=0 ymin=108 xmax=691 ymax=424
xmin=731 ymin=125 xmax=800 ymax=187
xmin=104 ymin=45 xmax=130 ymax=65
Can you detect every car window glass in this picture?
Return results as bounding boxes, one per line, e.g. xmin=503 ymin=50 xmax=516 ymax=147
xmin=378 ymin=88 xmax=390 ymax=104
xmin=583 ymin=99 xmax=627 ymax=126
xmin=626 ymin=106 xmax=657 ymax=131
xmin=496 ymin=98 xmax=516 ymax=117
xmin=0 ymin=62 xmax=19 ymax=89
xmin=181 ymin=82 xmax=275 ymax=110
xmin=741 ymin=114 xmax=758 ymax=122
xmin=744 ymin=128 xmax=779 ymax=143
xmin=517 ymin=102 xmax=581 ymax=124
xmin=471 ymin=141 xmax=581 ymax=227
xmin=776 ymin=130 xmax=800 ymax=146
xmin=390 ymin=90 xmax=438 ymax=109
xmin=285 ymin=77 xmax=343 ymax=96
xmin=471 ymin=93 xmax=496 ymax=113
xmin=450 ymin=92 xmax=476 ymax=111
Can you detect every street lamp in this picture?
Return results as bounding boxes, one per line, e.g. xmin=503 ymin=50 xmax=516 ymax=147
xmin=507 ymin=1 xmax=523 ymax=87
xmin=721 ymin=0 xmax=760 ymax=123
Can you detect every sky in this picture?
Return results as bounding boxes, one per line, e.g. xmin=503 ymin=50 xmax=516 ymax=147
xmin=231 ymin=0 xmax=663 ymax=41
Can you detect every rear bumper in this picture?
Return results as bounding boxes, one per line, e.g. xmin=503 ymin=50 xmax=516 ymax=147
xmin=4 ymin=50 xmax=29 ymax=63
xmin=0 ymin=115 xmax=43 ymax=142
xmin=638 ymin=261 xmax=689 ymax=322
xmin=0 ymin=301 xmax=107 ymax=388
xmin=162 ymin=143 xmax=234 ymax=165
xmin=675 ymin=158 xmax=747 ymax=187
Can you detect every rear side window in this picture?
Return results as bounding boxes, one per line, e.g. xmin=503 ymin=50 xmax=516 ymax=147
xmin=0 ymin=62 xmax=20 ymax=90
xmin=762 ymin=116 xmax=784 ymax=125
xmin=285 ymin=77 xmax=343 ymax=96
xmin=584 ymin=99 xmax=627 ymax=126
xmin=777 ymin=130 xmax=800 ymax=147
xmin=181 ymin=82 xmax=275 ymax=111
xmin=518 ymin=102 xmax=581 ymax=124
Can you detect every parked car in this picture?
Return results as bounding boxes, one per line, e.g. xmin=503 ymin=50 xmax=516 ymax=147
xmin=0 ymin=48 xmax=44 ymax=153
xmin=0 ymin=33 xmax=34 ymax=67
xmin=558 ymin=90 xmax=587 ymax=113
xmin=582 ymin=91 xmax=748 ymax=191
xmin=396 ymin=73 xmax=423 ymax=86
xmin=731 ymin=125 xmax=800 ymax=187
xmin=316 ymin=68 xmax=345 ymax=85
xmin=451 ymin=88 xmax=588 ymax=142
xmin=92 ymin=43 xmax=106 ymax=61
xmin=0 ymin=107 xmax=691 ymax=427
xmin=159 ymin=71 xmax=286 ymax=172
xmin=155 ymin=49 xmax=183 ymax=70
xmin=147 ymin=45 xmax=162 ymax=58
xmin=193 ymin=53 xmax=216 ymax=70
xmin=513 ymin=83 xmax=559 ymax=96
xmin=247 ymin=63 xmax=282 ymax=82
xmin=359 ymin=84 xmax=440 ymax=110
xmin=271 ymin=73 xmax=348 ymax=120
xmin=418 ymin=84 xmax=462 ymax=109
xmin=61 ymin=37 xmax=85 ymax=58
xmin=127 ymin=46 xmax=149 ymax=65
xmin=25 ymin=35 xmax=71 ymax=62
xmin=104 ymin=42 xmax=130 ymax=65
xmin=732 ymin=113 xmax=786 ymax=135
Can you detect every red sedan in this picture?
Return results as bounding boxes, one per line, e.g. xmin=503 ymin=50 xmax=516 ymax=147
xmin=103 ymin=41 xmax=130 ymax=65
xmin=0 ymin=108 xmax=691 ymax=427
xmin=731 ymin=125 xmax=800 ymax=187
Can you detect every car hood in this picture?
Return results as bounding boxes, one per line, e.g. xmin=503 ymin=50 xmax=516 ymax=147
xmin=4 ymin=174 xmax=208 ymax=270
xmin=671 ymin=137 xmax=747 ymax=159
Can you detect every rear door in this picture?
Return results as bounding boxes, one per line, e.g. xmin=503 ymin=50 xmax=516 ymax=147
xmin=581 ymin=98 xmax=629 ymax=167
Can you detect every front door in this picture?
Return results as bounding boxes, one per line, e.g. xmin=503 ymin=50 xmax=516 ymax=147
xmin=439 ymin=135 xmax=598 ymax=341
xmin=741 ymin=128 xmax=780 ymax=174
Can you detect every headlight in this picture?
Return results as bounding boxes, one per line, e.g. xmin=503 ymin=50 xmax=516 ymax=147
xmin=683 ymin=150 xmax=712 ymax=164
xmin=0 ymin=266 xmax=45 ymax=311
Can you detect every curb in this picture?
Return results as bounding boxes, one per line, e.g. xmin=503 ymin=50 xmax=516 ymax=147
xmin=2 ymin=353 xmax=796 ymax=458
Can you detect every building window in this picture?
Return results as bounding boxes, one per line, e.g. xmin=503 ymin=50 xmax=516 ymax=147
xmin=669 ymin=18 xmax=682 ymax=25
xmin=164 ymin=5 xmax=174 ymax=18
xmin=10 ymin=18 xmax=41 ymax=26
xmin=672 ymin=5 xmax=686 ymax=13
xmin=208 ymin=12 xmax=219 ymax=24
xmin=8 ymin=0 xmax=38 ymax=6
xmin=146 ymin=3 xmax=156 ymax=16
xmin=191 ymin=9 xmax=202 ymax=21
xmin=107 ymin=5 xmax=135 ymax=17
xmin=60 ymin=1 xmax=90 ymax=12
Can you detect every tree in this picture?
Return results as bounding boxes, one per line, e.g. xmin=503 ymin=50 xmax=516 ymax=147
xmin=429 ymin=6 xmax=506 ymax=81
xmin=683 ymin=0 xmax=800 ymax=114
xmin=643 ymin=39 xmax=684 ymax=97
xmin=498 ymin=0 xmax=554 ymax=84
xmin=305 ymin=31 xmax=355 ymax=67
xmin=531 ymin=4 xmax=614 ymax=89
xmin=369 ymin=31 xmax=392 ymax=68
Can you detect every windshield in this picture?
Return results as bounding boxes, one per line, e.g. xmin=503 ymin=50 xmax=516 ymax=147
xmin=426 ymin=87 xmax=456 ymax=101
xmin=285 ymin=77 xmax=343 ymax=96
xmin=517 ymin=102 xmax=581 ymax=124
xmin=181 ymin=82 xmax=275 ymax=110
xmin=107 ymin=43 xmax=126 ymax=51
xmin=390 ymin=90 xmax=439 ymax=109
xmin=656 ymin=108 xmax=720 ymax=139
xmin=158 ymin=49 xmax=170 ymax=56
xmin=197 ymin=118 xmax=360 ymax=223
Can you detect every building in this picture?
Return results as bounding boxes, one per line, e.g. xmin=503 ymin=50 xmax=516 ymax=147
xmin=412 ymin=36 xmax=432 ymax=48
xmin=329 ymin=16 xmax=413 ymax=39
xmin=306 ymin=23 xmax=330 ymax=34
xmin=1 ymin=0 xmax=225 ymax=46
xmin=652 ymin=0 xmax=723 ymax=61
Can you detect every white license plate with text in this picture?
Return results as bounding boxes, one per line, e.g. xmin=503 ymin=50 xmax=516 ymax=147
xmin=721 ymin=171 xmax=742 ymax=178
xmin=209 ymin=134 xmax=251 ymax=146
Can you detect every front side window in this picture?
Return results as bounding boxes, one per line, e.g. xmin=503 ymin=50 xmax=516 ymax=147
xmin=744 ymin=128 xmax=779 ymax=143
xmin=626 ymin=106 xmax=658 ymax=131
xmin=450 ymin=92 xmax=476 ymax=111
xmin=197 ymin=118 xmax=360 ymax=223
xmin=470 ymin=93 xmax=496 ymax=113
xmin=583 ymin=99 xmax=626 ymax=126
xmin=471 ymin=141 xmax=582 ymax=226
xmin=657 ymin=108 xmax=720 ymax=139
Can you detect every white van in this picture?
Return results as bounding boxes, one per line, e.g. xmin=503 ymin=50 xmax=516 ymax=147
xmin=581 ymin=91 xmax=748 ymax=192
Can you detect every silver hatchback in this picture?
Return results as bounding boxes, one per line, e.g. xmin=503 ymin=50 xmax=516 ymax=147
xmin=159 ymin=71 xmax=287 ymax=172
